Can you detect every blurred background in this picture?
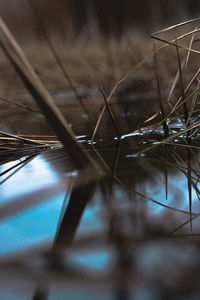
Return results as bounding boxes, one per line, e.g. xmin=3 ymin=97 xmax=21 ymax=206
xmin=0 ymin=1 xmax=200 ymax=100
xmin=0 ymin=0 xmax=200 ymax=42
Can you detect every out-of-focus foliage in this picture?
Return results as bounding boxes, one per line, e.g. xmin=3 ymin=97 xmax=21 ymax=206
xmin=0 ymin=0 xmax=200 ymax=41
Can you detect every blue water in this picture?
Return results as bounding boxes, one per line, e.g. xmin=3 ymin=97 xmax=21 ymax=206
xmin=0 ymin=148 xmax=200 ymax=299
xmin=0 ymin=152 xmax=197 ymax=253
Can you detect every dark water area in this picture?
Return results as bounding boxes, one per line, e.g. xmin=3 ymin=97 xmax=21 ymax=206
xmin=1 ymin=91 xmax=200 ymax=299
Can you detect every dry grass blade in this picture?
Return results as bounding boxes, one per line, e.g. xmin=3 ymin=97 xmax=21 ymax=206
xmin=19 ymin=134 xmax=60 ymax=145
xmin=167 ymin=59 xmax=185 ymax=105
xmin=187 ymin=81 xmax=200 ymax=126
xmin=144 ymin=112 xmax=160 ymax=124
xmin=164 ymin=145 xmax=168 ymax=201
xmin=153 ymin=43 xmax=169 ymax=137
xmin=0 ymin=96 xmax=39 ymax=112
xmin=185 ymin=26 xmax=198 ymax=69
xmin=152 ymin=17 xmax=200 ymax=36
xmin=187 ymin=149 xmax=192 ymax=232
xmin=175 ymin=38 xmax=189 ymax=125
xmin=29 ymin=0 xmax=89 ymax=118
xmin=112 ymin=140 xmax=122 ymax=181
xmin=99 ymin=82 xmax=121 ymax=139
xmin=0 ymin=18 xmax=99 ymax=172
xmin=0 ymin=130 xmax=45 ymax=145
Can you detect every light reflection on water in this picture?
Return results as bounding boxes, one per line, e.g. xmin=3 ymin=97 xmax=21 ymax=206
xmin=70 ymin=248 xmax=112 ymax=272
xmin=0 ymin=143 xmax=200 ymax=299
xmin=0 ymin=151 xmax=198 ymax=254
xmin=0 ymin=155 xmax=59 ymax=203
xmin=0 ymin=193 xmax=65 ymax=254
xmin=0 ymin=154 xmax=65 ymax=255
xmin=146 ymin=172 xmax=200 ymax=219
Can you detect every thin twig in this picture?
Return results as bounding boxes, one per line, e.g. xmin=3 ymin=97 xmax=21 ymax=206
xmin=29 ymin=0 xmax=90 ymax=118
xmin=0 ymin=96 xmax=39 ymax=112
xmin=175 ymin=37 xmax=189 ymax=125
xmin=99 ymin=81 xmax=121 ymax=140
xmin=153 ymin=43 xmax=169 ymax=137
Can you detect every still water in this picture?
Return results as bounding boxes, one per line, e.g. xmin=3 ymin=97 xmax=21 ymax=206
xmin=1 ymin=95 xmax=200 ymax=299
xmin=0 ymin=132 xmax=200 ymax=299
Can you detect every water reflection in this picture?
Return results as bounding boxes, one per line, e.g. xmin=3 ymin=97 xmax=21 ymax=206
xmin=0 ymin=194 xmax=65 ymax=254
xmin=0 ymin=139 xmax=199 ymax=250
xmin=70 ymin=248 xmax=112 ymax=272
xmin=1 ymin=127 xmax=200 ymax=298
xmin=0 ymin=155 xmax=59 ymax=203
xmin=146 ymin=172 xmax=199 ymax=215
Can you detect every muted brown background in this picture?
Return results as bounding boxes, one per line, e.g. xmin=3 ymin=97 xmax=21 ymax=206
xmin=0 ymin=0 xmax=199 ymax=42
